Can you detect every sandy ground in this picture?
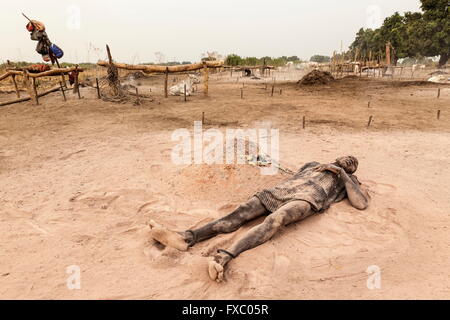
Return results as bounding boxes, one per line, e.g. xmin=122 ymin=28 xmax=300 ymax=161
xmin=0 ymin=73 xmax=449 ymax=299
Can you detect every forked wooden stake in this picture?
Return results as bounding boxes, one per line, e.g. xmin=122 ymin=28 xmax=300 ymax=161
xmin=164 ymin=67 xmax=169 ymax=98
xmin=60 ymin=82 xmax=66 ymax=101
xmin=11 ymin=75 xmax=20 ymax=98
xmin=32 ymin=78 xmax=39 ymax=105
xmin=203 ymin=62 xmax=209 ymax=97
xmin=74 ymin=65 xmax=81 ymax=99
xmin=96 ymin=78 xmax=101 ymax=99
xmin=135 ymin=87 xmax=140 ymax=105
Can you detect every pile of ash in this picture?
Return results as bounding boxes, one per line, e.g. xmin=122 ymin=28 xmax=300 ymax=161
xmin=298 ymin=70 xmax=334 ymax=85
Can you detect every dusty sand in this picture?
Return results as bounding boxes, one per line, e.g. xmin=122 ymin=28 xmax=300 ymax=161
xmin=0 ymin=73 xmax=449 ymax=299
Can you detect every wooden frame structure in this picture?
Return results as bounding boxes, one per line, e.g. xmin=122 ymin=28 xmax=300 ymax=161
xmin=97 ymin=45 xmax=224 ymax=98
xmin=0 ymin=66 xmax=84 ymax=106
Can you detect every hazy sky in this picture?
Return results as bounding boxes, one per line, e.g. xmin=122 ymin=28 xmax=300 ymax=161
xmin=1 ymin=0 xmax=421 ymax=64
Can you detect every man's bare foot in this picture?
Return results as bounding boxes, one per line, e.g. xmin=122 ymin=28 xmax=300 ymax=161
xmin=208 ymin=260 xmax=224 ymax=282
xmin=208 ymin=252 xmax=233 ymax=283
xmin=148 ymin=220 xmax=189 ymax=251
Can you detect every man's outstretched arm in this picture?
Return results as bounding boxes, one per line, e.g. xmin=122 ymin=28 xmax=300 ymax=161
xmin=339 ymin=170 xmax=370 ymax=210
xmin=316 ymin=164 xmax=370 ymax=210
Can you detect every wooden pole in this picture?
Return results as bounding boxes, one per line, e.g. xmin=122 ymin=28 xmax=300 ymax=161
xmin=31 ymin=77 xmax=39 ymax=105
xmin=385 ymin=42 xmax=391 ymax=66
xmin=437 ymin=88 xmax=441 ymax=99
xmin=184 ymin=84 xmax=187 ymax=102
xmin=96 ymin=78 xmax=101 ymax=99
xmin=11 ymin=75 xmax=20 ymax=98
xmin=135 ymin=87 xmax=140 ymax=105
xmin=203 ymin=62 xmax=209 ymax=97
xmin=0 ymin=86 xmax=61 ymax=107
xmin=74 ymin=65 xmax=81 ymax=99
xmin=271 ymin=85 xmax=274 ymax=97
xmin=23 ymin=71 xmax=32 ymax=102
xmin=97 ymin=59 xmax=223 ymax=73
xmin=437 ymin=110 xmax=441 ymax=120
xmin=241 ymin=88 xmax=243 ymax=99
xmin=60 ymin=82 xmax=66 ymax=101
xmin=106 ymin=45 xmax=113 ymax=64
xmin=302 ymin=116 xmax=306 ymax=129
xmin=202 ymin=112 xmax=205 ymax=124
xmin=164 ymin=67 xmax=169 ymax=98
xmin=367 ymin=115 xmax=373 ymax=128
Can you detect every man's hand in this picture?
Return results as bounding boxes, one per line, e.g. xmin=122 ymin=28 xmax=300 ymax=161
xmin=315 ymin=164 xmax=343 ymax=175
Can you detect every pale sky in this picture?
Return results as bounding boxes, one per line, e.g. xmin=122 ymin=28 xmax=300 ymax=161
xmin=1 ymin=0 xmax=421 ymax=64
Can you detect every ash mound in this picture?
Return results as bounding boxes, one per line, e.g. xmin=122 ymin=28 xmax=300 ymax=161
xmin=299 ymin=70 xmax=334 ymax=85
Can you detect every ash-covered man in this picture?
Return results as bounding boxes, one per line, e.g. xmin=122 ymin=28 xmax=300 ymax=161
xmin=149 ymin=156 xmax=370 ymax=282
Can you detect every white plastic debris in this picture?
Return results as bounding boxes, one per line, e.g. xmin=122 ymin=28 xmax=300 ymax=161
xmin=169 ymin=75 xmax=200 ymax=96
xmin=428 ymin=75 xmax=450 ymax=84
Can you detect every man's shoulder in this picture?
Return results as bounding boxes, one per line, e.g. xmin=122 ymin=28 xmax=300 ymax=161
xmin=296 ymin=161 xmax=321 ymax=174
xmin=299 ymin=161 xmax=321 ymax=170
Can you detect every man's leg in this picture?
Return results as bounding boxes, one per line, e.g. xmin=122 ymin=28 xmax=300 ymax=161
xmin=187 ymin=196 xmax=268 ymax=245
xmin=149 ymin=196 xmax=267 ymax=251
xmin=208 ymin=200 xmax=313 ymax=282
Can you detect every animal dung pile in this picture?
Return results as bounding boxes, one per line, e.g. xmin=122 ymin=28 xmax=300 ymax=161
xmin=299 ymin=70 xmax=334 ymax=85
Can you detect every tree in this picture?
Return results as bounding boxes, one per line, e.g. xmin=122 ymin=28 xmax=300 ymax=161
xmin=287 ymin=56 xmax=300 ymax=62
xmin=243 ymin=57 xmax=258 ymax=66
xmin=420 ymin=0 xmax=450 ymax=67
xmin=225 ymin=54 xmax=242 ymax=66
xmin=379 ymin=12 xmax=408 ymax=64
xmin=350 ymin=28 xmax=384 ymax=60
xmin=310 ymin=55 xmax=331 ymax=63
xmin=349 ymin=0 xmax=449 ymax=67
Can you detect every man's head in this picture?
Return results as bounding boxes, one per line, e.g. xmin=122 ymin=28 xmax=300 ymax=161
xmin=335 ymin=156 xmax=359 ymax=174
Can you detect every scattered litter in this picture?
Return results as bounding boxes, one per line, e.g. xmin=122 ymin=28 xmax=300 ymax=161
xmin=169 ymin=75 xmax=200 ymax=96
xmin=428 ymin=75 xmax=450 ymax=84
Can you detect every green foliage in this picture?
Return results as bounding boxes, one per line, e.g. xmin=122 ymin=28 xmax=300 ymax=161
xmin=225 ymin=54 xmax=303 ymax=66
xmin=419 ymin=0 xmax=450 ymax=66
xmin=310 ymin=55 xmax=331 ymax=63
xmin=349 ymin=0 xmax=450 ymax=66
xmin=225 ymin=54 xmax=243 ymax=66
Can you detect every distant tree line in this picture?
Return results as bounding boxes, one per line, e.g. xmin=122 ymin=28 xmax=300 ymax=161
xmin=310 ymin=55 xmax=331 ymax=63
xmin=349 ymin=0 xmax=449 ymax=67
xmin=225 ymin=54 xmax=304 ymax=66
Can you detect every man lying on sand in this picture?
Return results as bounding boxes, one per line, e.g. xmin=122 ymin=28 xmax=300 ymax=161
xmin=149 ymin=156 xmax=370 ymax=282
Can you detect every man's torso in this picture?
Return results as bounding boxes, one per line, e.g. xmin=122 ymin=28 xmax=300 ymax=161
xmin=255 ymin=162 xmax=350 ymax=212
